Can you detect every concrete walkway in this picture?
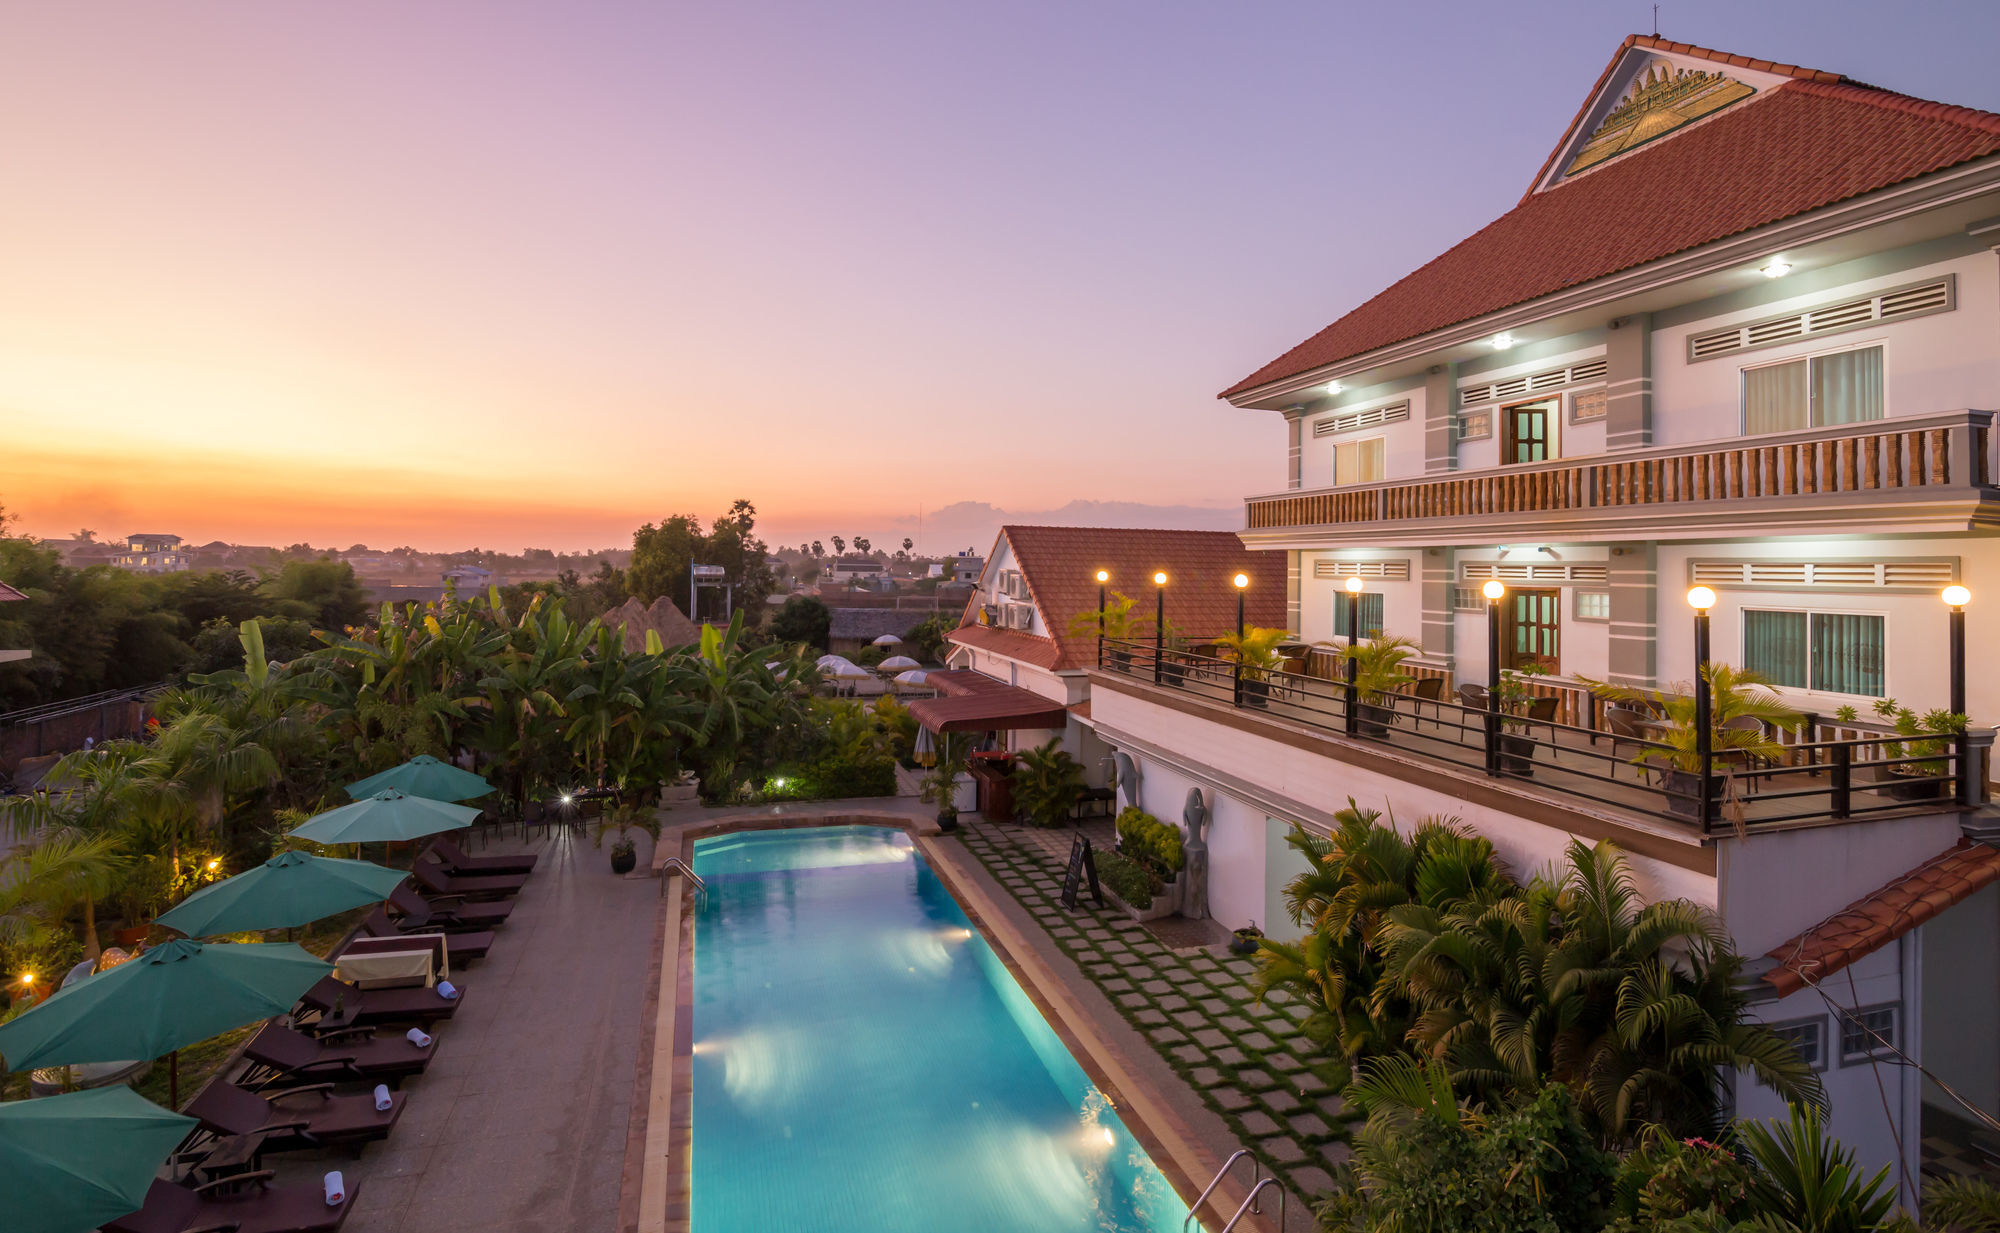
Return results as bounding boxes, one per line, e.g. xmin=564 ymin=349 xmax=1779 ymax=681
xmin=321 ymin=829 xmax=659 ymax=1233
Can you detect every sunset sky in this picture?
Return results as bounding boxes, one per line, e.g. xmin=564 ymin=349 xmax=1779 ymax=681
xmin=6 ymin=2 xmax=1999 ymax=553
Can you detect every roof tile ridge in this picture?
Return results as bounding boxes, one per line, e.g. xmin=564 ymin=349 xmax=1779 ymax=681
xmin=1780 ymin=76 xmax=2000 ymax=135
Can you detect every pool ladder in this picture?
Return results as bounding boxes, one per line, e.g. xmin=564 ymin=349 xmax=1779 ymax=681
xmin=659 ymin=858 xmax=706 ymax=901
xmin=1184 ymin=1150 xmax=1286 ymax=1232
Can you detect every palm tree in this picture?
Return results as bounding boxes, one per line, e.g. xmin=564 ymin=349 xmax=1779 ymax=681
xmin=478 ymin=602 xmax=591 ymax=816
xmin=665 ymin=612 xmax=786 ymax=798
xmin=0 ymin=831 xmax=129 ymax=952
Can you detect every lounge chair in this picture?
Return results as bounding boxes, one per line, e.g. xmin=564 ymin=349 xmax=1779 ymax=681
xmin=239 ymin=1021 xmax=437 ymax=1091
xmin=186 ymin=1079 xmax=403 ymax=1154
xmin=411 ymin=858 xmax=527 ymax=901
xmin=296 ymin=974 xmax=466 ymax=1030
xmin=106 ymin=1174 xmax=359 ymax=1233
xmin=360 ymin=907 xmax=493 ymax=962
xmin=423 ymin=835 xmax=538 ymax=876
xmin=391 ymin=883 xmax=513 ymax=929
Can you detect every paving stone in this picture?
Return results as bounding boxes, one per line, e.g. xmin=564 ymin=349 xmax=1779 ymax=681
xmin=1267 ymin=1052 xmax=1307 ymax=1073
xmin=1263 ymin=988 xmax=1295 ymax=1004
xmin=1132 ymin=1009 xmax=1167 ymax=1026
xmin=1238 ymin=1031 xmax=1276 ymax=1051
xmin=1146 ymin=1026 xmax=1187 ymax=1045
xmin=1186 ymin=957 xmax=1220 ymax=971
xmin=1140 ymin=980 xmax=1174 ymax=995
xmin=1289 ymin=1113 xmax=1331 ymax=1139
xmin=1187 ymin=1067 xmax=1225 ymax=1088
xmin=1217 ymin=1016 xmax=1253 ymax=1034
xmin=1320 ymin=1142 xmax=1353 ymax=1168
xmin=1152 ymin=994 xmax=1189 ymax=1012
xmin=1192 ymin=1028 xmax=1230 ymax=1049
xmin=1316 ymin=1096 xmax=1346 ymax=1119
xmin=1260 ymin=1089 xmax=1301 ymax=1113
xmin=1292 ymin=1071 xmax=1333 ymax=1095
xmin=1173 ymin=1044 xmax=1207 ymax=1065
xmin=1198 ymin=998 xmax=1234 ymax=1017
xmin=1285 ymin=1035 xmax=1316 ymax=1052
xmin=1236 ymin=1069 xmax=1276 ymax=1091
xmin=1086 ymin=963 xmax=1121 ymax=979
xmin=1212 ymin=1087 xmax=1254 ymax=1112
xmin=1239 ymin=1111 xmax=1281 ymax=1137
xmin=1116 ymin=993 xmax=1149 ymax=1009
xmin=1264 ymin=1137 xmax=1306 ymax=1163
xmin=1212 ymin=1046 xmax=1247 ymax=1066
xmin=1280 ymin=1005 xmax=1311 ymax=1022
xmin=1099 ymin=978 xmax=1134 ymax=992
xmin=1289 ymin=1167 xmax=1336 ymax=1197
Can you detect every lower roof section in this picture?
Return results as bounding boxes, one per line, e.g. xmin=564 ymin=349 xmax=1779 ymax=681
xmin=907 ymin=670 xmax=1071 ymax=734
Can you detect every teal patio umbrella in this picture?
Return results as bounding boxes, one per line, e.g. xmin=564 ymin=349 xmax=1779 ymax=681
xmin=346 ymin=754 xmax=492 ymax=803
xmin=155 ymin=850 xmax=411 ymax=938
xmin=290 ymin=788 xmax=482 ymax=846
xmin=0 ymin=939 xmax=330 ymax=1106
xmin=0 ymin=1086 xmax=196 ymax=1233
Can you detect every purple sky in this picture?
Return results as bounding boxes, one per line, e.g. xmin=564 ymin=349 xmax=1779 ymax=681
xmin=5 ymin=1 xmax=1998 ymax=552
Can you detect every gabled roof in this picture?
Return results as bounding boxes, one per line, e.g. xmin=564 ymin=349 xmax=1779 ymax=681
xmin=600 ymin=596 xmax=701 ymax=653
xmin=949 ymin=526 xmax=1287 ymax=672
xmin=827 ymin=608 xmax=926 ymax=643
xmin=0 ymin=582 xmax=26 ymax=602
xmin=1762 ymin=839 xmax=2000 ymax=998
xmin=1223 ymin=42 xmax=2000 ymax=401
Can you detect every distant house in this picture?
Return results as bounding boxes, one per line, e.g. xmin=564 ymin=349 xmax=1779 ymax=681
xmin=0 ymin=580 xmax=29 ymax=665
xmin=827 ymin=608 xmax=923 ymax=656
xmin=114 ymin=534 xmax=188 ymax=574
xmin=441 ymin=565 xmax=495 ymax=586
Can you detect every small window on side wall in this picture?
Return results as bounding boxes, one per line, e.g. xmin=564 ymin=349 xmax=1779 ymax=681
xmin=1570 ymin=389 xmax=1608 ymax=423
xmin=1334 ymin=438 xmax=1385 ymax=486
xmin=1573 ymin=590 xmax=1610 ymax=622
xmin=1333 ymin=593 xmax=1385 ymax=640
xmin=1839 ymin=1004 xmax=1898 ymax=1065
xmin=1458 ymin=410 xmax=1492 ymax=442
xmin=1768 ymin=1017 xmax=1828 ymax=1076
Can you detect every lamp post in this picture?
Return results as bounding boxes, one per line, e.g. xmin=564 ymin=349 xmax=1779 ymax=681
xmin=1688 ymin=586 xmax=1717 ymax=830
xmin=1342 ymin=576 xmax=1364 ymax=735
xmin=1944 ymin=584 xmax=1971 ymax=806
xmin=1232 ymin=573 xmax=1250 ymax=707
xmin=1095 ymin=569 xmax=1109 ymax=667
xmin=1153 ymin=571 xmax=1168 ymax=685
xmin=1482 ymin=579 xmax=1505 ymax=774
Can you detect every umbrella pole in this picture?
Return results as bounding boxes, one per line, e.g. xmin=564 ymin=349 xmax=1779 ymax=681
xmin=169 ymin=1050 xmax=179 ymax=1109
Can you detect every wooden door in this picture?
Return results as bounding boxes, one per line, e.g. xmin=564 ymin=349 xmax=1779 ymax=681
xmin=1506 ymin=589 xmax=1561 ymax=673
xmin=1504 ymin=400 xmax=1554 ymax=464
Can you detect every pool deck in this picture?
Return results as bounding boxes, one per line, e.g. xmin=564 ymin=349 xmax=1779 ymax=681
xmin=637 ymin=798 xmax=1320 ymax=1233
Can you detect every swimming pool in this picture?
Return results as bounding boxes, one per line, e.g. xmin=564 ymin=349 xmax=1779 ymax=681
xmin=691 ymin=826 xmax=1194 ymax=1233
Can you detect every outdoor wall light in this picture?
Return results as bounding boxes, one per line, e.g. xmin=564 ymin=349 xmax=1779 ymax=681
xmin=1153 ymin=571 xmax=1168 ymax=586
xmin=1095 ymin=569 xmax=1109 ymax=584
xmin=1325 ymin=381 xmax=1344 ymax=396
xmin=1760 ymin=258 xmax=1792 ymax=279
xmin=1490 ymin=333 xmax=1516 ymax=350
xmin=1943 ymin=584 xmax=1971 ymax=609
xmin=1481 ymin=579 xmax=1506 ymax=602
xmin=1233 ymin=573 xmax=1249 ymax=589
xmin=560 ymin=794 xmax=574 ymax=806
xmin=1687 ymin=585 xmax=1717 ymax=611
xmin=1344 ymin=575 xmax=1364 ymax=594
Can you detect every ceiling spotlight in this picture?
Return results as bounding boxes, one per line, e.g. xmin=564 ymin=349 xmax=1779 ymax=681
xmin=1325 ymin=381 xmax=1344 ymax=396
xmin=1490 ymin=333 xmax=1516 ymax=350
xmin=1760 ymin=258 xmax=1792 ymax=279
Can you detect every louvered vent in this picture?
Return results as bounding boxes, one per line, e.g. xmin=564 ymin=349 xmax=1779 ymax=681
xmin=1313 ymin=560 xmax=1412 ymax=581
xmin=1460 ymin=562 xmax=1607 ymax=585
xmin=1685 ymin=275 xmax=1955 ymax=362
xmin=1686 ymin=558 xmax=1957 ymax=590
xmin=1460 ymin=358 xmax=1610 ymax=407
xmin=1312 ymin=401 xmax=1410 ymax=437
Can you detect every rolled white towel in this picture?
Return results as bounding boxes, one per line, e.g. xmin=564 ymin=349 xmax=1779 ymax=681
xmin=324 ymin=1171 xmax=345 ymax=1206
xmin=373 ymin=1084 xmax=392 ymax=1112
xmin=436 ymin=980 xmax=459 ymax=1001
xmin=405 ymin=1027 xmax=433 ymax=1048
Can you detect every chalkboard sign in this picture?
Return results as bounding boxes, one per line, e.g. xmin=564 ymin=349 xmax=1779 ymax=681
xmin=1060 ymin=835 xmax=1103 ymax=909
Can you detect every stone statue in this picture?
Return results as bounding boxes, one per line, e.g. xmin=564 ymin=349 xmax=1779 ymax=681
xmin=1182 ymin=786 xmax=1210 ymax=921
xmin=1113 ymin=751 xmax=1141 ymax=813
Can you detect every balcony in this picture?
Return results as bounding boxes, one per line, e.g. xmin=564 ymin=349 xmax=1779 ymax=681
xmin=1243 ymin=409 xmax=1996 ymax=546
xmin=1093 ymin=638 xmax=1989 ymax=836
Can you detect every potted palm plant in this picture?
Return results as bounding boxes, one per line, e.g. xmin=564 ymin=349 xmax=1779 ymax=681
xmin=1585 ymin=665 xmax=1801 ymax=819
xmin=592 ymin=798 xmax=662 ymax=874
xmin=1338 ymin=636 xmax=1419 ymax=737
xmin=1011 ymin=739 xmax=1085 ymax=827
xmin=919 ymin=731 xmax=971 ymax=832
xmin=1218 ymin=626 xmax=1288 ymax=708
xmin=1067 ymin=592 xmax=1143 ymax=670
xmin=1492 ymin=664 xmax=1551 ymax=776
xmin=1870 ymin=699 xmax=1968 ymax=801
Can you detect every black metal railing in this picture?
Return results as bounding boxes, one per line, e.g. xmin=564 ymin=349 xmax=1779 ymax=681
xmin=1096 ymin=638 xmax=1986 ymax=833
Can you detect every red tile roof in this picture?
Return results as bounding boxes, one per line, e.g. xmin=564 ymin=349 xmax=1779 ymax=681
xmin=948 ymin=526 xmax=1287 ymax=672
xmin=0 ymin=582 xmax=26 ymax=602
xmin=1762 ymin=839 xmax=2000 ymax=998
xmin=1223 ymin=54 xmax=2000 ymax=399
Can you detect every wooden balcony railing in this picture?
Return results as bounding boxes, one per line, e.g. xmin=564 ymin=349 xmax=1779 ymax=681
xmin=1246 ymin=410 xmax=1993 ymax=531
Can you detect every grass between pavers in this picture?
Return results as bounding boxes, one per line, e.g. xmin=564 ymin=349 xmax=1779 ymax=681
xmin=950 ymin=824 xmax=1355 ymax=1204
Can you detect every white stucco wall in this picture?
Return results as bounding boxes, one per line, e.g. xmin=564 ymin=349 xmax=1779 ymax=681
xmin=1297 ymin=388 xmax=1429 ymax=491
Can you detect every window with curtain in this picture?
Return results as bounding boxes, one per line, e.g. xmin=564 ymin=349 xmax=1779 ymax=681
xmin=1334 ymin=438 xmax=1385 ymax=486
xmin=1741 ymin=345 xmax=1883 ymax=435
xmin=1743 ymin=608 xmax=1883 ymax=696
xmin=1333 ymin=593 xmax=1385 ymax=639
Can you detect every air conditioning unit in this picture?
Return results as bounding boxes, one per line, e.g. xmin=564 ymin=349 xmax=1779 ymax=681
xmin=1004 ymin=603 xmax=1033 ymax=630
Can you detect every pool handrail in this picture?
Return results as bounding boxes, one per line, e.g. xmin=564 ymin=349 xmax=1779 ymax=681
xmin=659 ymin=857 xmax=706 ymax=900
xmin=1185 ymin=1148 xmax=1261 ymax=1231
xmin=1218 ymin=1177 xmax=1286 ymax=1233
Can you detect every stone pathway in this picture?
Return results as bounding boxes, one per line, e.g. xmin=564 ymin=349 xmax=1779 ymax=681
xmin=956 ymin=817 xmax=1352 ymax=1200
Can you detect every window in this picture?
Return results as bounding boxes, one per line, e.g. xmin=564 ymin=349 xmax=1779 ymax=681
xmin=1742 ymin=344 xmax=1883 ymax=435
xmin=1769 ymin=1017 xmax=1828 ymax=1074
xmin=1333 ymin=593 xmax=1385 ymax=640
xmin=1334 ymin=438 xmax=1385 ymax=486
xmin=1743 ymin=609 xmax=1885 ymax=697
xmin=1573 ymin=590 xmax=1610 ymax=622
xmin=1458 ymin=410 xmax=1492 ymax=441
xmin=1569 ymin=389 xmax=1608 ymax=423
xmin=1452 ymin=586 xmax=1482 ymax=612
xmin=1839 ymin=1004 xmax=1898 ymax=1065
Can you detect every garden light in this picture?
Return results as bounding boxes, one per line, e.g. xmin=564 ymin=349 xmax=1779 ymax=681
xmin=1153 ymin=571 xmax=1167 ymax=586
xmin=1344 ymin=575 xmax=1363 ymax=594
xmin=1094 ymin=569 xmax=1108 ymax=583
xmin=1233 ymin=573 xmax=1249 ymax=589
xmin=19 ymin=973 xmax=32 ymax=987
xmin=206 ymin=858 xmax=220 ymax=873
xmin=1481 ymin=579 xmax=1505 ymax=602
xmin=1687 ymin=585 xmax=1717 ymax=611
xmin=1943 ymin=584 xmax=1971 ymax=609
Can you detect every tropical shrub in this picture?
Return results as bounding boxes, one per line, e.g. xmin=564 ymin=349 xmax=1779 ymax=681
xmin=758 ymin=755 xmax=896 ymax=802
xmin=1604 ymin=1128 xmax=1760 ymax=1230
xmin=870 ymin=695 xmax=920 ymax=765
xmin=1012 ymin=739 xmax=1085 ymax=828
xmin=1114 ymin=807 xmax=1184 ymax=877
xmin=1092 ymin=849 xmax=1154 ymax=909
xmin=1216 ymin=625 xmax=1288 ymax=680
xmin=1584 ymin=664 xmax=1802 ymax=774
xmin=1873 ymin=698 xmax=1969 ymax=778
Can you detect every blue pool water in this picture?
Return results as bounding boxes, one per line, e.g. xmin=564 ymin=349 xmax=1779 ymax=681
xmin=691 ymin=826 xmax=1193 ymax=1233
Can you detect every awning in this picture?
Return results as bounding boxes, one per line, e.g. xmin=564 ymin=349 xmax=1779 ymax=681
xmin=908 ymin=671 xmax=1071 ymax=733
